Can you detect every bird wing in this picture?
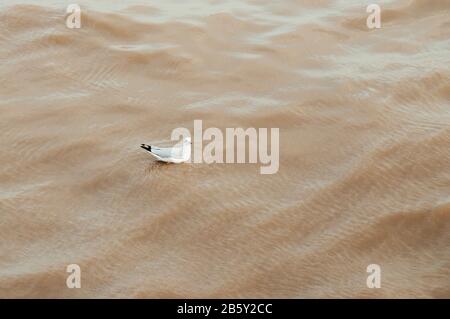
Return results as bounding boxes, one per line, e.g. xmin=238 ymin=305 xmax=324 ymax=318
xmin=142 ymin=145 xmax=184 ymax=160
xmin=151 ymin=146 xmax=181 ymax=159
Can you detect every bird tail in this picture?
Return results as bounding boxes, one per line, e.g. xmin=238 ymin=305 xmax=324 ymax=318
xmin=140 ymin=144 xmax=152 ymax=152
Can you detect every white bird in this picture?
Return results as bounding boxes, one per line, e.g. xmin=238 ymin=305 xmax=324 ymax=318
xmin=141 ymin=137 xmax=191 ymax=163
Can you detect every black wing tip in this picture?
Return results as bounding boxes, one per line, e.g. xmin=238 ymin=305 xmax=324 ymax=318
xmin=141 ymin=144 xmax=152 ymax=152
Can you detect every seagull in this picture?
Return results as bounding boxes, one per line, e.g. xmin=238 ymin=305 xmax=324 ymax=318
xmin=141 ymin=137 xmax=191 ymax=163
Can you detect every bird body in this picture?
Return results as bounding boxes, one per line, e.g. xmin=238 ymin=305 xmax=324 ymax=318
xmin=141 ymin=137 xmax=191 ymax=163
